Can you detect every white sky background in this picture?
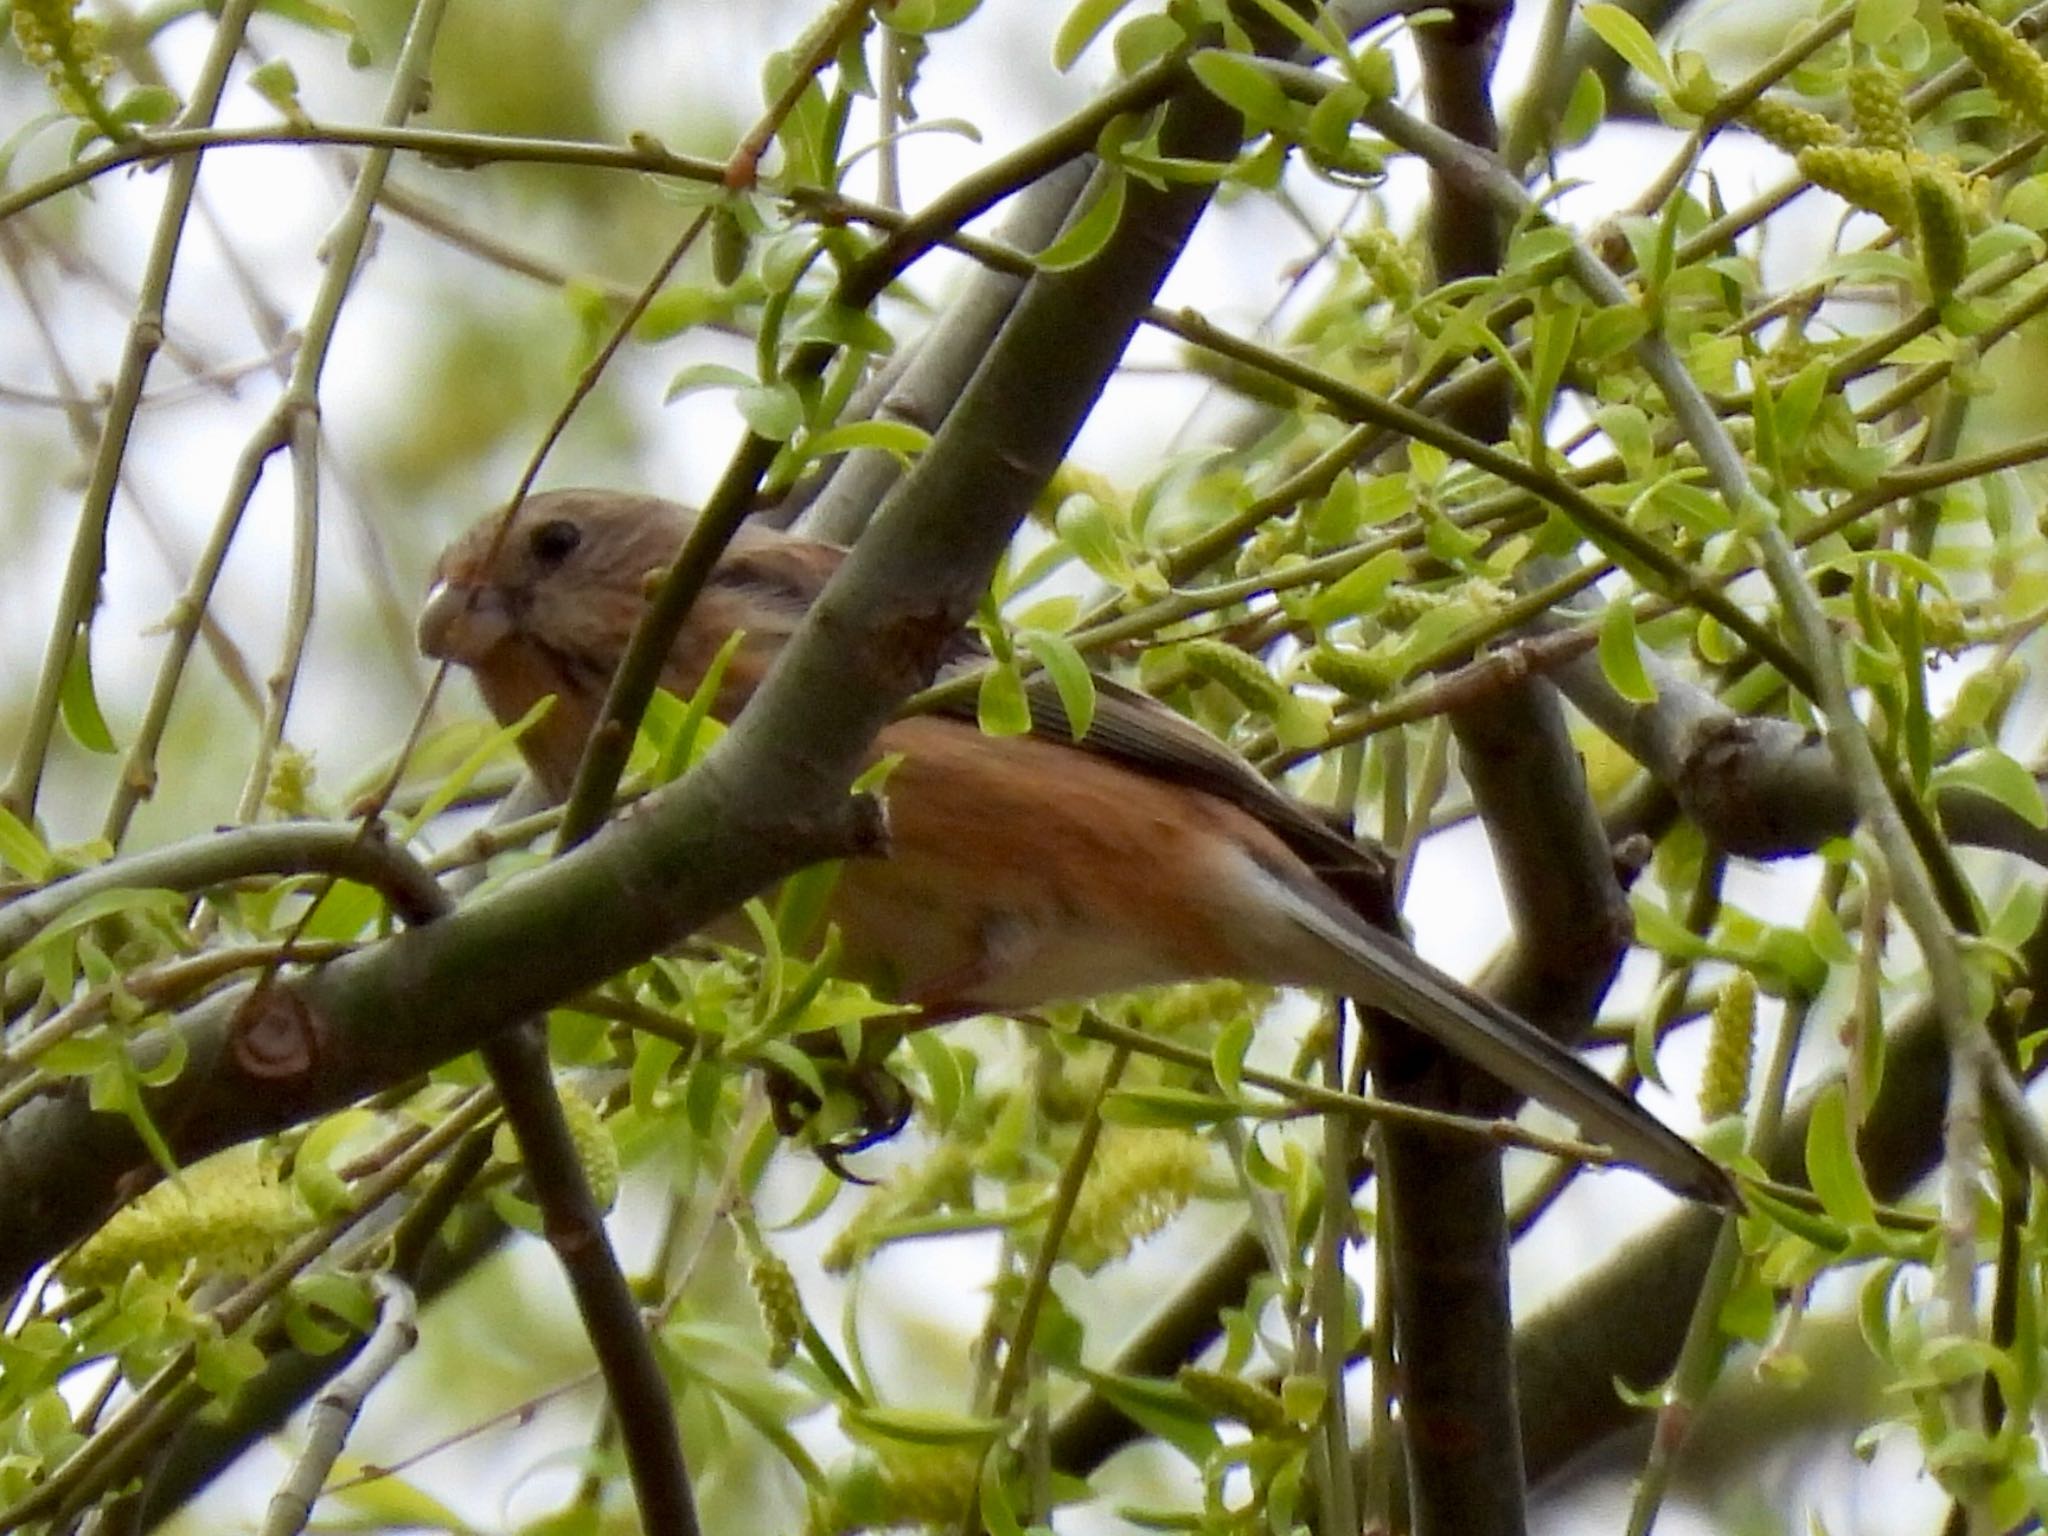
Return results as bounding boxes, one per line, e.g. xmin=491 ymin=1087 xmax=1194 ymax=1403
xmin=0 ymin=0 xmax=1997 ymax=1531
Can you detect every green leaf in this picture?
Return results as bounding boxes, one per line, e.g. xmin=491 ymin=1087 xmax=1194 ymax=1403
xmin=736 ymin=381 xmax=806 ymax=440
xmin=1075 ymin=1368 xmax=1222 ymax=1461
xmin=60 ymin=636 xmax=116 ymax=754
xmin=1308 ymin=549 xmax=1407 ymax=626
xmin=1052 ymin=0 xmax=1135 ymax=70
xmin=1212 ymin=1013 xmax=1252 ymax=1097
xmin=114 ymin=85 xmax=180 ymax=125
xmin=1598 ymin=598 xmax=1657 ymax=703
xmin=1189 ymin=49 xmax=1293 ymax=129
xmin=794 ymin=418 xmax=931 ymax=467
xmin=302 ymin=879 xmax=383 ymax=943
xmin=0 ymin=806 xmax=54 ymax=881
xmin=401 ymin=694 xmax=554 ymax=837
xmin=1053 ymin=493 xmax=1132 ymax=583
xmin=1580 ymin=4 xmax=1675 ymax=92
xmin=664 ymin=361 xmax=757 ymax=403
xmin=977 ymin=660 xmax=1031 ymax=737
xmin=792 ymin=302 xmax=897 ymax=354
xmin=844 ymin=1406 xmax=1002 ymax=1447
xmin=1559 ymin=67 xmax=1607 ymax=147
xmin=1804 ymin=1083 xmax=1877 ymax=1231
xmin=1034 ymin=169 xmax=1127 ymax=272
xmin=1932 ymin=749 xmax=2048 ymax=830
xmin=247 ymin=61 xmax=300 ymax=117
xmin=1101 ymin=1086 xmax=1239 ymax=1127
xmin=904 ymin=1031 xmax=964 ymax=1130
xmin=1021 ymin=631 xmax=1096 ymax=741
xmin=1853 ymin=0 xmax=1914 ymax=47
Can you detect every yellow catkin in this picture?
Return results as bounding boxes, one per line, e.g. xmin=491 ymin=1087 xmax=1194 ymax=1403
xmin=1742 ymin=96 xmax=1846 ymax=154
xmin=1798 ymin=144 xmax=1915 ymax=228
xmin=1847 ymin=65 xmax=1915 ymax=155
xmin=66 ymin=1151 xmax=311 ymax=1287
xmin=1698 ymin=971 xmax=1758 ymax=1121
xmin=1061 ymin=1127 xmax=1209 ymax=1271
xmin=1946 ymin=4 xmax=2048 ymax=132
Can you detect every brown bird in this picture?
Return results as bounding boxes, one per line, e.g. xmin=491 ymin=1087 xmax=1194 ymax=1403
xmin=418 ymin=488 xmax=1729 ymax=1203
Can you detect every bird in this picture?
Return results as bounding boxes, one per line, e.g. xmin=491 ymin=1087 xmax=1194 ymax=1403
xmin=418 ymin=487 xmax=1731 ymax=1204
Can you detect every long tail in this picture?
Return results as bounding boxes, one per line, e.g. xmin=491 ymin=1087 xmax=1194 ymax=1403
xmin=1262 ymin=874 xmax=1733 ymax=1205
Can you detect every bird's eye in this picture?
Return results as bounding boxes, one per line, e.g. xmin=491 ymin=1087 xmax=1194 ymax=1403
xmin=529 ymin=518 xmax=582 ymax=566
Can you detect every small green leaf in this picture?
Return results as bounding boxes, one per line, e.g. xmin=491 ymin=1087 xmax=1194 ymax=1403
xmin=664 ymin=361 xmax=757 ymax=402
xmin=0 ymin=806 xmax=54 ymax=881
xmin=1308 ymin=549 xmax=1407 ymax=626
xmin=1189 ymin=49 xmax=1293 ymax=129
xmin=1598 ymin=599 xmax=1657 ymax=703
xmin=736 ymin=381 xmax=805 ymax=440
xmin=977 ymin=661 xmax=1031 ymax=737
xmin=794 ymin=418 xmax=932 ymax=466
xmin=1101 ymin=1086 xmax=1239 ymax=1127
xmin=1053 ymin=493 xmax=1132 ymax=583
xmin=1804 ymin=1083 xmax=1877 ymax=1231
xmin=1053 ymin=0 xmax=1135 ymax=70
xmin=1932 ymin=749 xmax=2048 ymax=830
xmin=60 ymin=637 xmax=116 ymax=754
xmin=247 ymin=63 xmax=300 ymax=118
xmin=1021 ymin=631 xmax=1096 ymax=741
xmin=1559 ymin=67 xmax=1607 ymax=147
xmin=792 ymin=302 xmax=896 ymax=354
xmin=1034 ymin=170 xmax=1127 ymax=272
xmin=844 ymin=1406 xmax=1003 ymax=1447
xmin=115 ymin=85 xmax=180 ymax=125
xmin=1580 ymin=4 xmax=1675 ymax=92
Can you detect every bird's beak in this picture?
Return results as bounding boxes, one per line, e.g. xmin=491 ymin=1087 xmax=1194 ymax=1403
xmin=417 ymin=579 xmax=513 ymax=662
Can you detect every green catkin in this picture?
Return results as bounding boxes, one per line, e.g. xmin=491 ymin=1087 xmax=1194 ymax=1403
xmin=1179 ymin=637 xmax=1288 ymax=712
xmin=1797 ymin=144 xmax=1915 ymax=228
xmin=747 ymin=1242 xmax=803 ymax=1367
xmin=1945 ymin=4 xmax=2048 ymax=132
xmin=1307 ymin=643 xmax=1398 ymax=701
xmin=1911 ymin=163 xmax=1972 ymax=297
xmin=1699 ymin=971 xmax=1758 ymax=1121
xmin=1847 ymin=65 xmax=1914 ymax=155
xmin=66 ymin=1151 xmax=312 ymax=1287
xmin=556 ymin=1089 xmax=620 ymax=1212
xmin=1742 ymin=96 xmax=1847 ymax=154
